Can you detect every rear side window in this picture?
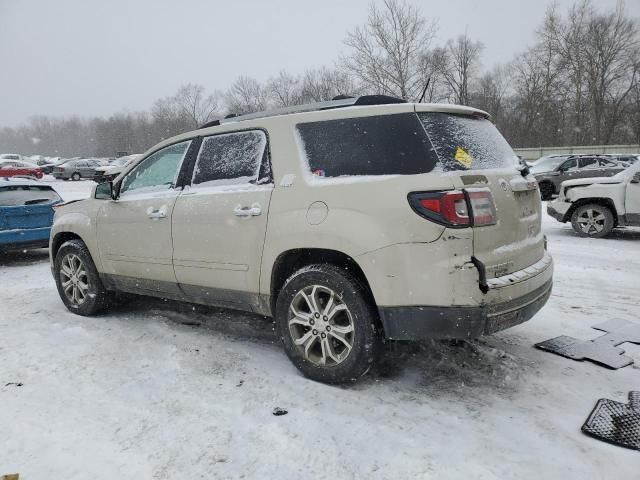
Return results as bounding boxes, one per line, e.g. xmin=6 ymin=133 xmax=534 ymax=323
xmin=192 ymin=130 xmax=269 ymax=187
xmin=296 ymin=113 xmax=438 ymax=178
xmin=579 ymin=158 xmax=598 ymax=168
xmin=418 ymin=113 xmax=518 ymax=171
xmin=0 ymin=186 xmax=61 ymax=206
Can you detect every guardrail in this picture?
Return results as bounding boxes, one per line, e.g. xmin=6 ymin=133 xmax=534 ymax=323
xmin=514 ymin=144 xmax=640 ymax=161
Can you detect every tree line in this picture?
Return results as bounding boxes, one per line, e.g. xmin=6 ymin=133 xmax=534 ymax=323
xmin=1 ymin=0 xmax=638 ymax=158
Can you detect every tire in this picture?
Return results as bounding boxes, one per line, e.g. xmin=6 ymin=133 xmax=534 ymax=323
xmin=275 ymin=264 xmax=378 ymax=384
xmin=539 ymin=182 xmax=555 ymax=200
xmin=570 ymin=203 xmax=614 ymax=238
xmin=54 ymin=239 xmax=111 ymax=315
xmin=71 ymin=172 xmax=81 ymax=181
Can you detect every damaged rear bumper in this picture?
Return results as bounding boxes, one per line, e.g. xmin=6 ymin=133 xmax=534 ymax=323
xmin=378 ymin=254 xmax=553 ymax=340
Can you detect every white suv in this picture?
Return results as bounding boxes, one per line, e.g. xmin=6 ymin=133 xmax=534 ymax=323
xmin=547 ymin=162 xmax=640 ymax=237
xmin=50 ymin=96 xmax=553 ymax=383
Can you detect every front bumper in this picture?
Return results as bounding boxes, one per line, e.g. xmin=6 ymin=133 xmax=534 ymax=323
xmin=547 ymin=200 xmax=571 ymax=222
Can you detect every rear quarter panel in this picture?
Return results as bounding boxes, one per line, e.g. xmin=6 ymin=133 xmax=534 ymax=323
xmin=258 ymin=112 xmax=457 ymax=301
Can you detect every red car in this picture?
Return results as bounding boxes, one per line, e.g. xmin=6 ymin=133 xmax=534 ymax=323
xmin=0 ymin=161 xmax=44 ymax=180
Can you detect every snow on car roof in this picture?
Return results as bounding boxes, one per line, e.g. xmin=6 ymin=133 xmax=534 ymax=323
xmin=0 ymin=177 xmax=53 ymax=188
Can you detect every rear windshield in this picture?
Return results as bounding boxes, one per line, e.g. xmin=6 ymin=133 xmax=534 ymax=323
xmin=417 ymin=113 xmax=518 ymax=171
xmin=0 ymin=186 xmax=61 ymax=206
xmin=295 ymin=112 xmax=517 ymax=178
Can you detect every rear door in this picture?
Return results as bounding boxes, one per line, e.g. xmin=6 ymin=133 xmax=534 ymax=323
xmin=171 ymin=130 xmax=273 ymax=307
xmin=574 ymin=157 xmax=602 ymax=179
xmin=598 ymin=158 xmax=626 ymax=177
xmin=418 ymin=112 xmax=544 ymax=278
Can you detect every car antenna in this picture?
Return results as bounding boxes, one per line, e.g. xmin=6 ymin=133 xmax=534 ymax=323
xmin=418 ymin=77 xmax=431 ymax=103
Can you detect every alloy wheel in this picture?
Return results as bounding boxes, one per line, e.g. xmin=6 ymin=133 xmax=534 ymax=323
xmin=576 ymin=208 xmax=606 ymax=235
xmin=288 ymin=285 xmax=355 ymax=367
xmin=60 ymin=254 xmax=89 ymax=305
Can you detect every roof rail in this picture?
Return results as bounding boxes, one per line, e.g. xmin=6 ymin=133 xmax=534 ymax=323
xmin=198 ymin=95 xmax=406 ymax=129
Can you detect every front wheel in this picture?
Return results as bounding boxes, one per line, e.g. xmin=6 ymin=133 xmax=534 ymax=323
xmin=54 ymin=239 xmax=111 ymax=315
xmin=71 ymin=172 xmax=81 ymax=181
xmin=275 ymin=264 xmax=378 ymax=384
xmin=570 ymin=203 xmax=614 ymax=238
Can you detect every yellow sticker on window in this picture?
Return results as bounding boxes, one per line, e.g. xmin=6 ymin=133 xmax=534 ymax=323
xmin=454 ymin=147 xmax=473 ymax=168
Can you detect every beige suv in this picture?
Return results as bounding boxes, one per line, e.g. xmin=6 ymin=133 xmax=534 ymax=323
xmin=50 ymin=95 xmax=553 ymax=383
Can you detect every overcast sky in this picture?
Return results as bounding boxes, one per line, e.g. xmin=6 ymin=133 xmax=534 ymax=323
xmin=1 ymin=0 xmax=638 ymax=127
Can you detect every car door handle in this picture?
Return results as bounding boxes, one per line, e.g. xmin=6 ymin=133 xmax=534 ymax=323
xmin=234 ymin=204 xmax=262 ymax=217
xmin=147 ymin=206 xmax=167 ymax=219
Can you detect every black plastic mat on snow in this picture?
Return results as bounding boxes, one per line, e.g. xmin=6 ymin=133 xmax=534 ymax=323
xmin=582 ymin=391 xmax=640 ymax=451
xmin=534 ymin=319 xmax=640 ymax=369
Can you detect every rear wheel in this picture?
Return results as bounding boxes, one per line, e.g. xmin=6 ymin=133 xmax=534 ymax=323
xmin=570 ymin=203 xmax=614 ymax=238
xmin=54 ymin=239 xmax=111 ymax=315
xmin=539 ymin=182 xmax=554 ymax=200
xmin=275 ymin=264 xmax=378 ymax=384
xmin=71 ymin=172 xmax=81 ymax=181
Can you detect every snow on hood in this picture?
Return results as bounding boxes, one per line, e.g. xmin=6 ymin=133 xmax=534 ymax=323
xmin=561 ymin=176 xmax=623 ymax=188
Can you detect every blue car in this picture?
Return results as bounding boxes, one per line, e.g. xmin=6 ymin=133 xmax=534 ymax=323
xmin=0 ymin=178 xmax=62 ymax=251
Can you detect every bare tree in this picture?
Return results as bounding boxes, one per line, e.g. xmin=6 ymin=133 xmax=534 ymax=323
xmin=224 ymin=76 xmax=270 ymax=115
xmin=418 ymin=47 xmax=449 ymax=102
xmin=267 ymin=71 xmax=302 ymax=107
xmin=342 ymin=0 xmax=437 ymax=100
xmin=439 ymin=33 xmax=484 ymax=105
xmin=540 ymin=1 xmax=592 ymax=143
xmin=299 ymin=67 xmax=359 ymax=102
xmin=164 ymin=83 xmax=220 ymax=129
xmin=583 ymin=2 xmax=640 ymax=143
xmin=471 ymin=65 xmax=509 ymax=122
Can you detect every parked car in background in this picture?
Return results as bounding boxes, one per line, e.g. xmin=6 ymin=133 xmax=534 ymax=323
xmin=531 ymin=154 xmax=627 ymax=200
xmin=50 ymin=95 xmax=552 ymax=384
xmin=603 ymin=153 xmax=638 ymax=165
xmin=0 ymin=178 xmax=62 ymax=250
xmin=92 ymin=154 xmax=142 ymax=183
xmin=0 ymin=160 xmax=44 ymax=179
xmin=547 ymin=162 xmax=640 ymax=237
xmin=52 ymin=159 xmax=102 ymax=180
xmin=0 ymin=153 xmax=24 ymax=162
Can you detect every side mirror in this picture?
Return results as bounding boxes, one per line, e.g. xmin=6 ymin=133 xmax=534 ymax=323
xmin=631 ymin=172 xmax=640 ymax=184
xmin=95 ymin=181 xmax=114 ymax=200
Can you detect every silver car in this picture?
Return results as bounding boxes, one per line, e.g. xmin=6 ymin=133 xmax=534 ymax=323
xmin=531 ymin=155 xmax=627 ymax=200
xmin=52 ymin=159 xmax=102 ymax=181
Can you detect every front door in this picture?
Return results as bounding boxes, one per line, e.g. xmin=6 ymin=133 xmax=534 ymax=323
xmin=625 ymin=171 xmax=640 ymax=223
xmin=172 ymin=130 xmax=273 ymax=308
xmin=96 ymin=140 xmax=192 ymax=295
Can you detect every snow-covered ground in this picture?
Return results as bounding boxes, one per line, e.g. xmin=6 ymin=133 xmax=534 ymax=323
xmin=1 ymin=178 xmax=639 ymax=479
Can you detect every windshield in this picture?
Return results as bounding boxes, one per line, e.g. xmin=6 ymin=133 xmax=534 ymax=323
xmin=0 ymin=185 xmax=61 ymax=206
xmin=529 ymin=156 xmax=567 ymax=174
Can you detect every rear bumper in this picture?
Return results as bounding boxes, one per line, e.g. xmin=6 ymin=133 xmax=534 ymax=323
xmin=378 ymin=252 xmax=553 ymax=340
xmin=379 ymin=279 xmax=552 ymax=340
xmin=0 ymin=227 xmax=51 ymax=249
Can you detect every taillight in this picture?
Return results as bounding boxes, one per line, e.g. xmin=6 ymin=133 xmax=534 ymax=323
xmin=408 ymin=188 xmax=496 ymax=228
xmin=466 ymin=188 xmax=497 ymax=226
